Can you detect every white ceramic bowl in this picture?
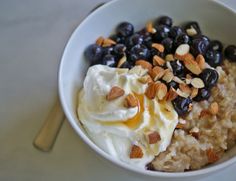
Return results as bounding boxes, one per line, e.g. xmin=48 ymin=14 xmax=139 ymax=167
xmin=59 ymin=0 xmax=236 ymax=180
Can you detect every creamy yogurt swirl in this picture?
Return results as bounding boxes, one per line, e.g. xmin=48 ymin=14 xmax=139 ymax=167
xmin=78 ymin=65 xmax=178 ymax=169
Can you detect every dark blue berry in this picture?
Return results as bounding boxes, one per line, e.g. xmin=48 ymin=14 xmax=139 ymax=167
xmin=161 ymin=38 xmax=173 ymax=54
xmin=84 ymin=44 xmax=103 ymax=64
xmin=169 ymin=26 xmax=183 ymax=39
xmin=101 ymin=54 xmax=116 ymax=67
xmin=192 ymin=35 xmax=210 ymax=45
xmin=150 ymin=48 xmax=165 ymax=59
xmin=129 ymin=44 xmax=150 ymax=62
xmin=116 ymin=22 xmax=134 ymax=37
xmin=126 ymin=34 xmax=143 ymax=48
xmin=205 ymin=49 xmax=223 ymax=67
xmin=193 ymin=88 xmax=210 ymax=102
xmin=224 ymin=45 xmax=236 ymax=62
xmin=208 ymin=40 xmax=223 ymax=52
xmin=184 ymin=21 xmax=201 ymax=36
xmin=199 ymin=68 xmax=219 ymax=88
xmin=174 ymin=33 xmax=190 ymax=48
xmin=167 ymin=80 xmax=178 ymax=89
xmin=191 ymin=38 xmax=209 ymax=57
xmin=103 ymin=46 xmax=114 ymax=55
xmin=110 ymin=34 xmax=125 ymax=44
xmin=155 ymin=16 xmax=173 ymax=27
xmin=153 ymin=25 xmax=170 ymax=42
xmin=113 ymin=44 xmax=126 ymax=56
xmin=170 ymin=60 xmax=185 ymax=76
xmin=172 ymin=96 xmax=192 ymax=116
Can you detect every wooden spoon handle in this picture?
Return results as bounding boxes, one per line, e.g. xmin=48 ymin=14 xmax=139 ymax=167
xmin=33 ymin=99 xmax=65 ymax=152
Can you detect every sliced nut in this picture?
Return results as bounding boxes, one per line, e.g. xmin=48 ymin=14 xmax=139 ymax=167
xmin=102 ymin=38 xmax=116 ymax=47
xmin=129 ymin=65 xmax=148 ymax=76
xmin=130 ymin=145 xmax=143 ymax=159
xmin=181 ymin=53 xmax=195 ymax=62
xmin=183 ymin=58 xmax=202 ymax=75
xmin=176 ymin=88 xmax=190 ymax=98
xmin=173 ymin=76 xmax=185 ymax=84
xmin=156 ymin=83 xmax=168 ymax=100
xmin=179 ymin=83 xmax=191 ymax=95
xmin=166 ymin=61 xmax=173 ymax=72
xmin=106 ymin=86 xmax=125 ymax=101
xmin=95 ymin=36 xmax=104 ymax=46
xmin=190 ymin=87 xmax=199 ymax=99
xmin=135 ymin=60 xmax=153 ymax=71
xmin=146 ymin=131 xmax=161 ymax=144
xmin=209 ymin=102 xmax=219 ymax=115
xmin=149 ymin=66 xmax=165 ymax=81
xmin=153 ymin=55 xmax=165 ymax=66
xmin=165 ymin=54 xmax=175 ymax=61
xmin=189 ymin=127 xmax=200 ymax=139
xmin=206 ymin=148 xmax=219 ymax=163
xmin=146 ymin=21 xmax=156 ymax=34
xmin=196 ymin=54 xmax=206 ymax=70
xmin=191 ymin=78 xmax=205 ymax=88
xmin=124 ymin=94 xmax=138 ymax=108
xmin=117 ymin=55 xmax=127 ymax=68
xmin=185 ymin=74 xmax=192 ymax=84
xmin=175 ymin=44 xmax=190 ymax=60
xmin=162 ymin=69 xmax=174 ymax=83
xmin=166 ymin=87 xmax=178 ymax=101
xmin=138 ymin=74 xmax=153 ymax=84
xmin=145 ymin=82 xmax=158 ymax=99
xmin=186 ymin=26 xmax=197 ymax=36
xmin=152 ymin=43 xmax=165 ymax=53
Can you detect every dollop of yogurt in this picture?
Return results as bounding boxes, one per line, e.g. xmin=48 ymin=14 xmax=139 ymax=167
xmin=78 ymin=65 xmax=178 ymax=169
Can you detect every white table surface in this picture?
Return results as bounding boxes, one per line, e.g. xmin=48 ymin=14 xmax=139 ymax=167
xmin=0 ymin=0 xmax=236 ymax=180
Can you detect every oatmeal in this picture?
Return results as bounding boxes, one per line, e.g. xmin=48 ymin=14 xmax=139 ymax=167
xmin=78 ymin=15 xmax=236 ymax=172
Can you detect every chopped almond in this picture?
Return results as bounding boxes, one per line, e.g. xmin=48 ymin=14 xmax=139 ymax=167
xmin=162 ymin=69 xmax=174 ymax=83
xmin=135 ymin=60 xmax=153 ymax=71
xmin=156 ymin=83 xmax=168 ymax=100
xmin=165 ymin=54 xmax=175 ymax=61
xmin=147 ymin=131 xmax=161 ymax=144
xmin=145 ymin=82 xmax=158 ymax=99
xmin=95 ymin=36 xmax=104 ymax=46
xmin=138 ymin=75 xmax=153 ymax=84
xmin=190 ymin=87 xmax=199 ymax=99
xmin=153 ymin=55 xmax=165 ymax=66
xmin=152 ymin=43 xmax=165 ymax=53
xmin=149 ymin=66 xmax=165 ymax=81
xmin=191 ymin=78 xmax=205 ymax=88
xmin=179 ymin=83 xmax=192 ymax=95
xmin=183 ymin=57 xmax=202 ymax=75
xmin=166 ymin=87 xmax=178 ymax=101
xmin=206 ymin=148 xmax=219 ymax=163
xmin=124 ymin=94 xmax=138 ymax=108
xmin=106 ymin=86 xmax=125 ymax=101
xmin=175 ymin=44 xmax=190 ymax=60
xmin=146 ymin=21 xmax=156 ymax=34
xmin=102 ymin=38 xmax=116 ymax=47
xmin=117 ymin=55 xmax=127 ymax=68
xmin=196 ymin=54 xmax=206 ymax=70
xmin=209 ymin=102 xmax=219 ymax=115
xmin=130 ymin=145 xmax=143 ymax=159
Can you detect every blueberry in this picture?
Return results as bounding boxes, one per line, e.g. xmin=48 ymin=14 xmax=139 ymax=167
xmin=153 ymin=25 xmax=170 ymax=42
xmin=205 ymin=49 xmax=223 ymax=67
xmin=208 ymin=40 xmax=223 ymax=52
xmin=101 ymin=54 xmax=116 ymax=67
xmin=150 ymin=48 xmax=165 ymax=59
xmin=155 ymin=16 xmax=173 ymax=27
xmin=193 ymin=88 xmax=211 ymax=102
xmin=116 ymin=22 xmax=134 ymax=37
xmin=103 ymin=46 xmax=114 ymax=55
xmin=126 ymin=34 xmax=143 ymax=48
xmin=84 ymin=44 xmax=103 ymax=64
xmin=184 ymin=21 xmax=201 ymax=36
xmin=169 ymin=26 xmax=183 ymax=39
xmin=191 ymin=38 xmax=209 ymax=57
xmin=167 ymin=80 xmax=178 ymax=89
xmin=224 ymin=45 xmax=236 ymax=62
xmin=199 ymin=68 xmax=219 ymax=88
xmin=170 ymin=60 xmax=185 ymax=76
xmin=161 ymin=38 xmax=173 ymax=53
xmin=110 ymin=34 xmax=126 ymax=44
xmin=174 ymin=33 xmax=190 ymax=48
xmin=113 ymin=44 xmax=126 ymax=56
xmin=129 ymin=44 xmax=150 ymax=62
xmin=172 ymin=96 xmax=192 ymax=116
xmin=192 ymin=35 xmax=210 ymax=45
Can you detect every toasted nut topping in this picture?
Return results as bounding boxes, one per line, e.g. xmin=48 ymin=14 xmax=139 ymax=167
xmin=124 ymin=94 xmax=138 ymax=108
xmin=209 ymin=102 xmax=219 ymax=115
xmin=179 ymin=83 xmax=192 ymax=95
xmin=130 ymin=145 xmax=143 ymax=159
xmin=138 ymin=75 xmax=153 ymax=84
xmin=146 ymin=21 xmax=156 ymax=34
xmin=102 ymin=38 xmax=116 ymax=47
xmin=185 ymin=74 xmax=192 ymax=84
xmin=149 ymin=66 xmax=165 ymax=81
xmin=146 ymin=131 xmax=161 ymax=144
xmin=117 ymin=55 xmax=127 ymax=68
xmin=166 ymin=87 xmax=178 ymax=101
xmin=152 ymin=43 xmax=165 ymax=53
xmin=153 ymin=55 xmax=165 ymax=66
xmin=186 ymin=27 xmax=197 ymax=36
xmin=183 ymin=57 xmax=202 ymax=75
xmin=196 ymin=54 xmax=206 ymax=70
xmin=165 ymin=54 xmax=175 ymax=61
xmin=189 ymin=127 xmax=200 ymax=139
xmin=129 ymin=65 xmax=148 ymax=76
xmin=176 ymin=88 xmax=190 ymax=98
xmin=166 ymin=61 xmax=173 ymax=72
xmin=206 ymin=148 xmax=219 ymax=163
xmin=95 ymin=36 xmax=104 ymax=46
xmin=156 ymin=83 xmax=168 ymax=100
xmin=175 ymin=44 xmax=190 ymax=59
xmin=180 ymin=53 xmax=195 ymax=62
xmin=106 ymin=86 xmax=125 ymax=101
xmin=145 ymin=82 xmax=158 ymax=99
xmin=190 ymin=87 xmax=199 ymax=99
xmin=162 ymin=69 xmax=174 ymax=83
xmin=173 ymin=76 xmax=185 ymax=84
xmin=135 ymin=60 xmax=153 ymax=71
xmin=191 ymin=78 xmax=205 ymax=88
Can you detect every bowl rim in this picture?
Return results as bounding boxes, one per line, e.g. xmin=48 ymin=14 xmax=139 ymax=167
xmin=58 ymin=0 xmax=236 ymax=178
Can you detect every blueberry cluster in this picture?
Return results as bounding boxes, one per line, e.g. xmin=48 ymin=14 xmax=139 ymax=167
xmin=84 ymin=16 xmax=236 ymax=116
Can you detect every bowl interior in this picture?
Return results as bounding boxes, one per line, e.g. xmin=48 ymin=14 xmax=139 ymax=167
xmin=59 ymin=0 xmax=236 ymax=177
